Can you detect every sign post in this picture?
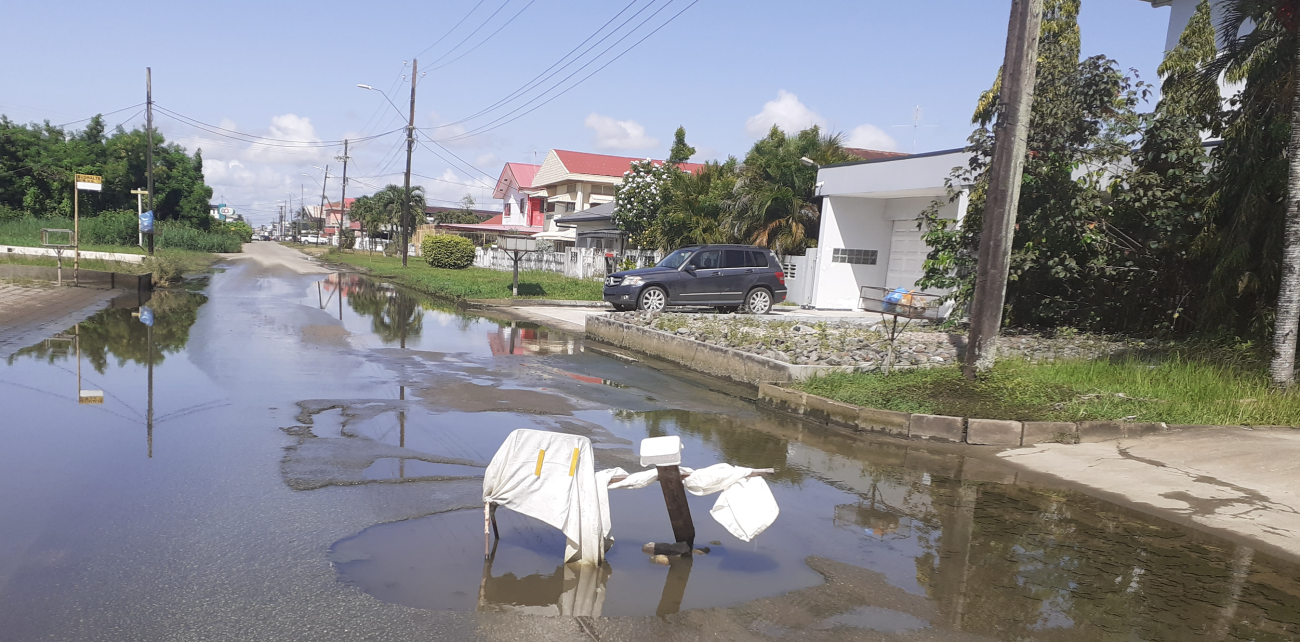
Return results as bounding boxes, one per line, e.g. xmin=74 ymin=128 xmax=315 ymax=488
xmin=499 ymin=235 xmax=538 ymax=297
xmin=74 ymin=174 xmax=102 ymax=286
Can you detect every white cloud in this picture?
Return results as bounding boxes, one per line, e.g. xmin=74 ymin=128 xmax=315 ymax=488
xmin=745 ymin=90 xmax=827 ymax=137
xmin=846 ymin=124 xmax=899 ymax=151
xmin=584 ymin=113 xmax=659 ymax=151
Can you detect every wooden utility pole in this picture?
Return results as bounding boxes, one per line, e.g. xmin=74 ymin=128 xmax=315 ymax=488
xmin=317 ymin=166 xmax=330 ymax=247
xmin=963 ymin=0 xmax=1044 ymax=378
xmin=337 ymin=139 xmax=350 ymax=246
xmin=146 ymin=68 xmax=155 ymax=256
xmin=401 ymin=59 xmax=418 ymax=268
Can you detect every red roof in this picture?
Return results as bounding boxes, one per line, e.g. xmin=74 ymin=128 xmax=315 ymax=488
xmin=436 ymin=223 xmax=543 ymax=234
xmin=554 ymin=150 xmax=705 ymax=177
xmin=481 ymin=214 xmax=503 ymax=225
xmin=494 ymin=162 xmax=543 ymax=199
xmin=845 ymin=148 xmax=910 ymax=161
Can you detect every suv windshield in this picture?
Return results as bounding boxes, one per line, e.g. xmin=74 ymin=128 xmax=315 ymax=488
xmin=657 ymin=248 xmax=695 ymax=269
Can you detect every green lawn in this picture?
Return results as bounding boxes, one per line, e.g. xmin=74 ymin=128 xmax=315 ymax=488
xmin=324 ymin=250 xmax=605 ymax=302
xmin=796 ymin=352 xmax=1300 ymax=426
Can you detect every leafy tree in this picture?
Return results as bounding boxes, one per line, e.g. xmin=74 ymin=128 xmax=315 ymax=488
xmin=667 ymin=126 xmax=696 ymax=165
xmin=613 ymin=158 xmax=675 ymax=247
xmin=724 ymin=125 xmax=857 ymax=255
xmin=428 ymin=194 xmax=483 ymax=225
xmin=918 ymin=0 xmax=1147 ymax=329
xmin=654 ymin=159 xmax=737 ymax=250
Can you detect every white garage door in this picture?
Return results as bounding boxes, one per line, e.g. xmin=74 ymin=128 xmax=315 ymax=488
xmin=886 ymin=220 xmax=926 ymax=290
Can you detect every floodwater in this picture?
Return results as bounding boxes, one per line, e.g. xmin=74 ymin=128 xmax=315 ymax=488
xmin=2 ymin=261 xmax=1299 ymax=641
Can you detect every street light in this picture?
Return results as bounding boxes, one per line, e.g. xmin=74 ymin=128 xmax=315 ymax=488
xmin=357 ymin=83 xmax=406 ymax=120
xmin=799 ymin=156 xmax=818 ymax=168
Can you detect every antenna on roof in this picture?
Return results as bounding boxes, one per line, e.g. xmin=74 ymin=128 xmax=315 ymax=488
xmin=892 ymin=105 xmax=939 ymax=153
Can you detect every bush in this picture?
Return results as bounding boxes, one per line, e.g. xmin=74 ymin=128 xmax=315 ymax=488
xmin=80 ymin=210 xmax=140 ymax=246
xmin=155 ymin=221 xmax=243 ymax=253
xmin=339 ymin=228 xmax=356 ymax=250
xmin=422 ymin=234 xmax=475 ymax=269
xmin=144 ymin=253 xmax=186 ymax=285
xmin=0 ymin=205 xmax=25 ymax=222
xmin=214 ymin=220 xmax=253 ymax=243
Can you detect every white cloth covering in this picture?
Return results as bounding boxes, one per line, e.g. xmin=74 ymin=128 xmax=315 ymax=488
xmin=482 ymin=429 xmax=609 ymax=564
xmin=602 ymin=463 xmax=779 ymax=542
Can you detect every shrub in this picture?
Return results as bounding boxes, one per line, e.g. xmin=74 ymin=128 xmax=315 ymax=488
xmin=0 ymin=205 xmax=25 ymax=222
xmin=144 ymin=253 xmax=186 ymax=285
xmin=422 ymin=234 xmax=476 ymax=269
xmin=155 ymin=221 xmax=243 ymax=253
xmin=339 ymin=228 xmax=356 ymax=250
xmin=81 ymin=210 xmax=140 ymax=246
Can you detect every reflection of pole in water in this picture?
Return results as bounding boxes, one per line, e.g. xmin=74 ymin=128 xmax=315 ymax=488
xmin=399 ymin=385 xmax=406 ymax=478
xmin=935 ymin=480 xmax=976 ymax=630
xmin=656 ymin=556 xmax=694 ymax=616
xmin=338 ymin=273 xmax=343 ymax=321
xmin=508 ymin=322 xmax=516 ymax=355
xmin=147 ymin=323 xmax=154 ymax=458
xmin=1211 ymin=544 xmax=1255 ymax=639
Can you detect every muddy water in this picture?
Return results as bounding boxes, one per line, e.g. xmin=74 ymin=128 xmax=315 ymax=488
xmin=1 ymin=266 xmax=1298 ymax=641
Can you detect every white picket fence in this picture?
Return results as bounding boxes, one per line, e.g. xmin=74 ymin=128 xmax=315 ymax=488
xmin=473 ymin=247 xmax=661 ymax=280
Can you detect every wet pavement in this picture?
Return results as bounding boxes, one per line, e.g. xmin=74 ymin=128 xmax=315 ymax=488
xmin=2 ymin=254 xmax=1299 ymax=641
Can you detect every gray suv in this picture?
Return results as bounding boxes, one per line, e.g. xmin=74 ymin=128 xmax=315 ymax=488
xmin=603 ymin=244 xmax=788 ymax=314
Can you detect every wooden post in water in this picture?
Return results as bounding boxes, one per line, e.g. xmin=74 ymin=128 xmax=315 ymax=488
xmin=656 ymin=464 xmax=695 ymax=549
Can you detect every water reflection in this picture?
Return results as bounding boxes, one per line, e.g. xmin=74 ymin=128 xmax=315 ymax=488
xmin=487 ymin=322 xmax=577 ymax=356
xmin=7 ymin=290 xmax=207 ymax=372
xmin=346 ymin=279 xmax=423 ymax=346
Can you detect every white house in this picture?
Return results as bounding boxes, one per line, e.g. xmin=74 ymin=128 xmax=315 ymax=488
xmin=807 ymin=149 xmax=972 ymax=310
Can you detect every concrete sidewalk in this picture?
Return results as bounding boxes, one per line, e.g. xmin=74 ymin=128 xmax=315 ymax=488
xmin=999 ymin=427 xmax=1300 ymax=559
xmin=0 ymin=283 xmax=118 ymax=359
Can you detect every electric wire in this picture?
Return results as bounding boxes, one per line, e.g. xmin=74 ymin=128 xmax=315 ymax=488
xmin=154 ymin=104 xmax=399 ymax=147
xmin=425 ymin=0 xmax=515 ymax=68
xmin=440 ymin=0 xmax=699 ymax=142
xmin=427 ymin=0 xmax=538 ymax=72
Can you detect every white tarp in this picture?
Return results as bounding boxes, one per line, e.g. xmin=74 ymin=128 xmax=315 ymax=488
xmin=482 ymin=429 xmax=610 ymax=564
xmin=603 ymin=463 xmax=780 ymax=542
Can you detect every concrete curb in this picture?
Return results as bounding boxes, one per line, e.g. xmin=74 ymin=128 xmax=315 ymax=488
xmin=469 ymin=298 xmax=611 ymax=309
xmin=753 ymin=384 xmax=1289 ymax=447
xmin=585 ymin=315 xmax=879 ymax=385
xmin=2 ymin=244 xmax=147 ymax=264
xmin=0 ymin=264 xmax=152 ymax=291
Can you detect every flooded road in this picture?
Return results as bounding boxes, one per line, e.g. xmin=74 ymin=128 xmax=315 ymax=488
xmin=2 ymin=253 xmax=1299 ymax=641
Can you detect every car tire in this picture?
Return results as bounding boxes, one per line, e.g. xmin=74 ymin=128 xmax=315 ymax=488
xmin=745 ymin=287 xmax=773 ymax=315
xmin=638 ymin=286 xmax=668 ymax=313
xmin=611 ymin=304 xmax=635 ymax=312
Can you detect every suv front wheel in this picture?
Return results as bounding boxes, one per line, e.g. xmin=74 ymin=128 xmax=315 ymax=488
xmin=638 ymin=286 xmax=667 ymax=313
xmin=745 ymin=287 xmax=773 ymax=315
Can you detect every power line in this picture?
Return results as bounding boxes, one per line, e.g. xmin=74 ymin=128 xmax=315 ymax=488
xmin=414 ymin=136 xmax=494 ymax=186
xmin=428 ymin=0 xmax=539 ymax=72
xmin=52 ymin=103 xmax=147 ymax=128
xmin=425 ymin=0 xmax=514 ymax=67
xmin=422 ymin=0 xmax=644 ymax=130
xmin=154 ymin=104 xmax=400 ymax=147
xmin=439 ymin=0 xmax=700 ymax=142
xmin=413 ymin=0 xmax=490 ymax=59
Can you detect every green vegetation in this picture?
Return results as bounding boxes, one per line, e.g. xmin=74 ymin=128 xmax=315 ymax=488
xmin=325 ymin=250 xmax=603 ymax=302
xmin=0 ymin=247 xmax=215 ymax=280
xmin=796 ymin=350 xmax=1300 ymax=426
xmin=0 ymin=215 xmax=244 ymax=254
xmin=421 ymin=234 xmax=475 ymax=269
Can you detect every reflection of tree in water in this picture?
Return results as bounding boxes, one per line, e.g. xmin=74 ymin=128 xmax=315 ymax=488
xmin=7 ymin=290 xmax=207 ymax=373
xmin=347 ymin=280 xmax=424 ymax=345
xmin=615 ymin=409 xmax=805 ymax=484
xmin=910 ymin=478 xmax=1300 ymax=641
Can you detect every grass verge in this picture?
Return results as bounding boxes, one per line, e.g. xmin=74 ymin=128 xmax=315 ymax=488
xmin=323 ymin=249 xmax=604 ymax=302
xmin=795 ymin=352 xmax=1300 ymax=426
xmin=0 ymin=249 xmax=218 ymax=279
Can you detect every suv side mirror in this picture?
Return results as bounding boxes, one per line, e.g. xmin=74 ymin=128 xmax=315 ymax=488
xmin=683 ymin=264 xmax=696 ymax=273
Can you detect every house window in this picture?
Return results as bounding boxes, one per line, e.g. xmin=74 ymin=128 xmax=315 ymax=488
xmin=832 ymin=248 xmax=877 ymax=265
xmin=567 ymin=183 xmax=577 ymax=194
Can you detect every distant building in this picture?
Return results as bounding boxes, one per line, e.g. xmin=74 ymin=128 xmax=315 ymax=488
xmin=492 ymin=162 xmax=544 ymax=227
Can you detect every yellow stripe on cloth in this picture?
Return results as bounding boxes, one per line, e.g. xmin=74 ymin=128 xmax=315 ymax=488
xmin=569 ymin=448 xmax=580 ymax=476
xmin=535 ymin=449 xmax=545 ymax=476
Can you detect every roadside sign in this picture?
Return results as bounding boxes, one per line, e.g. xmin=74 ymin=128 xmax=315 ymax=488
xmin=75 ymin=174 xmax=103 ymax=192
xmin=140 ymin=209 xmax=154 ymax=233
xmin=138 ymin=306 xmax=154 ymax=327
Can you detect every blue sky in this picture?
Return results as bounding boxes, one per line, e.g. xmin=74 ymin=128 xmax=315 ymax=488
xmin=0 ymin=0 xmax=1172 ymax=226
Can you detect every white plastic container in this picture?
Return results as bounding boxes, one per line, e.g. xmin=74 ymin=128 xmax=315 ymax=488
xmin=639 ymin=435 xmax=683 ymax=467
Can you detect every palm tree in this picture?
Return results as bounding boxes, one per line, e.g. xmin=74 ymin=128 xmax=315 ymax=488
xmin=724 ymin=126 xmax=859 ymax=255
xmin=351 ymin=185 xmax=426 ymax=257
xmin=654 ymin=159 xmax=737 ymax=250
xmin=1201 ymin=1 xmax=1300 ymax=386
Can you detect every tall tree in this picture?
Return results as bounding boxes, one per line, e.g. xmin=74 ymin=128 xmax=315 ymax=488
xmin=654 ymin=159 xmax=738 ymax=250
xmin=724 ymin=125 xmax=857 ymax=255
xmin=1198 ymin=0 xmax=1300 ymax=385
xmin=667 ymin=126 xmax=696 ymax=165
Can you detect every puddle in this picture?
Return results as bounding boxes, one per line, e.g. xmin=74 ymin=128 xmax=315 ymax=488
xmin=4 ymin=269 xmax=1300 ymax=640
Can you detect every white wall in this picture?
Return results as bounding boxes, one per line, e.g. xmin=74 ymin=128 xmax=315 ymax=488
xmin=810 ymin=197 xmax=892 ymax=309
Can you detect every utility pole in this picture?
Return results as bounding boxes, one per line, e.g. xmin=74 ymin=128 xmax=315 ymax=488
xmin=337 ymin=139 xmax=350 ymax=247
xmin=317 ymin=165 xmax=330 ymax=248
xmin=146 ymin=67 xmax=155 ymax=256
xmin=963 ymin=0 xmax=1043 ymax=379
xmin=279 ymin=205 xmax=285 ymax=238
xmin=401 ymin=59 xmax=418 ymax=268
